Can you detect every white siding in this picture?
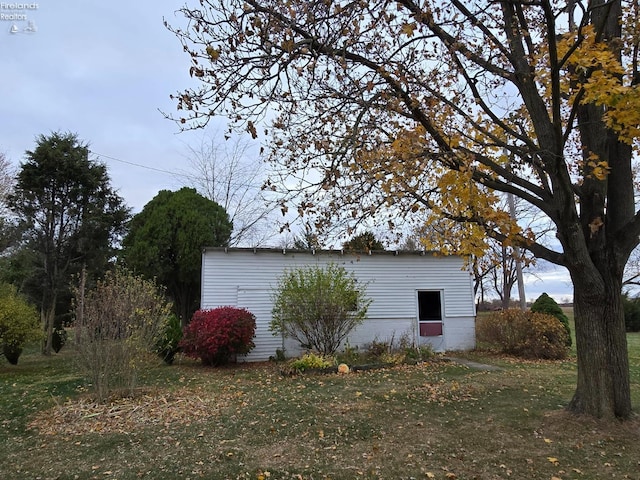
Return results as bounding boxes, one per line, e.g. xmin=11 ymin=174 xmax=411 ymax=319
xmin=201 ymin=248 xmax=476 ymax=361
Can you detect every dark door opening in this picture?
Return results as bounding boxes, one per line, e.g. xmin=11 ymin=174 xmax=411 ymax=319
xmin=418 ymin=291 xmax=443 ymax=336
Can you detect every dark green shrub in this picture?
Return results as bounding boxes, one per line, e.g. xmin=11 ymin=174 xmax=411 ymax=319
xmin=52 ymin=327 xmax=67 ymax=353
xmin=530 ymin=293 xmax=571 ymax=346
xmin=622 ymin=293 xmax=640 ymax=332
xmin=180 ymin=307 xmax=256 ymax=365
xmin=155 ymin=314 xmax=183 ymax=364
xmin=477 ymin=309 xmax=569 ymax=360
xmin=3 ymin=344 xmax=22 ymax=365
xmin=270 ymin=348 xmax=287 ymax=362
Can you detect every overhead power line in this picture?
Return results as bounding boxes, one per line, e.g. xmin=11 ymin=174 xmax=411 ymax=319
xmin=89 ymin=150 xmax=198 ymax=181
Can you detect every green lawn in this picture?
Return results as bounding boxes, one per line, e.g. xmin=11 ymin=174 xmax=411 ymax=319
xmin=1 ymin=335 xmax=639 ymax=480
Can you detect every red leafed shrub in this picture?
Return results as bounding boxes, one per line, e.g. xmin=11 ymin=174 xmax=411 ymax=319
xmin=180 ymin=307 xmax=256 ymax=365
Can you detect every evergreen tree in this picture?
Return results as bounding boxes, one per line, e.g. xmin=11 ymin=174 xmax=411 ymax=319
xmin=8 ymin=132 xmax=129 ymax=354
xmin=121 ymin=187 xmax=232 ymax=325
xmin=530 ymin=293 xmax=572 ymax=346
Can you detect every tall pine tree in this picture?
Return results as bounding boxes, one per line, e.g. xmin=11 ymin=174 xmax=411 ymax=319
xmin=9 ymin=132 xmax=129 ymax=354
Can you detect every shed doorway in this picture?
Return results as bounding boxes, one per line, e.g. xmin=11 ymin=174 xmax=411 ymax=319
xmin=417 ymin=290 xmax=443 ymax=337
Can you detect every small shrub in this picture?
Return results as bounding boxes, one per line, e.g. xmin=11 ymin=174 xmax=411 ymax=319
xmin=363 ymin=334 xmax=434 ymax=364
xmin=74 ymin=269 xmax=172 ymax=401
xmin=404 ymin=344 xmax=435 ymax=363
xmin=269 ymin=348 xmax=287 ymax=363
xmin=530 ymin=293 xmax=572 ymax=345
xmin=0 ymin=282 xmax=41 ymax=365
xmin=477 ymin=309 xmax=569 ymax=360
xmin=270 ymin=263 xmax=371 ymax=355
xmin=335 ymin=341 xmax=361 ymax=365
xmin=155 ymin=314 xmax=183 ymax=364
xmin=180 ymin=307 xmax=256 ymax=365
xmin=365 ymin=339 xmax=391 ymax=361
xmin=522 ymin=313 xmax=570 ymax=359
xmin=378 ymin=351 xmax=406 ymax=365
xmin=52 ymin=327 xmax=68 ymax=353
xmin=3 ymin=344 xmax=23 ymax=365
xmin=477 ymin=309 xmax=527 ymax=353
xmin=287 ymin=352 xmax=335 ymax=373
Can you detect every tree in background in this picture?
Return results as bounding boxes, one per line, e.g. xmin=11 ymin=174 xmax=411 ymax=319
xmin=121 ymin=187 xmax=232 ymax=325
xmin=621 ymin=293 xmax=640 ymax=332
xmin=0 ymin=153 xmax=12 ymax=215
xmin=8 ymin=133 xmax=129 ymax=355
xmin=169 ymin=0 xmax=640 ymax=419
xmin=292 ymin=221 xmax=322 ymax=250
xmin=342 ymin=231 xmax=385 ymax=252
xmin=185 ymin=134 xmax=278 ymax=246
xmin=0 ymin=153 xmax=18 ymax=255
xmin=270 ymin=264 xmax=371 ymax=355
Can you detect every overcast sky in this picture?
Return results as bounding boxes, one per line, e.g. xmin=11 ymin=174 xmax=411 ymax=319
xmin=0 ymin=1 xmax=574 ymax=302
xmin=1 ymin=1 xmax=234 ymax=211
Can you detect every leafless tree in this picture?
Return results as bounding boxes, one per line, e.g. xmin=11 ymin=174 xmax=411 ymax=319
xmin=0 ymin=152 xmax=14 ymax=217
xmin=184 ymin=134 xmax=279 ymax=246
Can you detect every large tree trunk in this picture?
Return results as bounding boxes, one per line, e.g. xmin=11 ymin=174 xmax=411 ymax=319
xmin=568 ymin=272 xmax=631 ymax=419
xmin=562 ymin=0 xmax=633 ymax=420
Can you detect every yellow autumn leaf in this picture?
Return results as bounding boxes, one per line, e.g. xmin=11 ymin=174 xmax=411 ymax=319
xmin=401 ymin=22 xmax=417 ymax=37
xmin=547 ymin=457 xmax=559 ymax=465
xmin=544 ymin=438 xmax=553 ymax=443
xmin=425 ymin=473 xmax=435 ymax=479
xmin=206 ymin=45 xmax=220 ymax=61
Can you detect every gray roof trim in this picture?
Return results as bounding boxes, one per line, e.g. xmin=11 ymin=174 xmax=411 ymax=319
xmin=202 ymin=246 xmax=457 ymax=258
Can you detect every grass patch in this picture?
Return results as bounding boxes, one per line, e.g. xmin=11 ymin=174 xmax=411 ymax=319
xmin=1 ymin=338 xmax=639 ymax=479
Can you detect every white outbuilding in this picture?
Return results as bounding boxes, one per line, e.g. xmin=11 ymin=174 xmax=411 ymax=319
xmin=200 ymin=247 xmax=477 ymax=361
